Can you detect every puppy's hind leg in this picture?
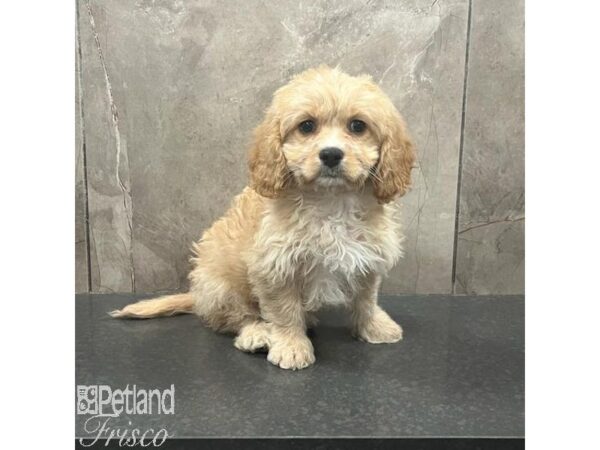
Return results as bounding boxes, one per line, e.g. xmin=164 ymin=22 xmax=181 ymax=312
xmin=191 ymin=269 xmax=261 ymax=335
xmin=234 ymin=321 xmax=270 ymax=353
xmin=194 ymin=275 xmax=270 ymax=353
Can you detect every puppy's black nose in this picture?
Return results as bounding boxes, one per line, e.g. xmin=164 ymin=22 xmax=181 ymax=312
xmin=319 ymin=147 xmax=344 ymax=168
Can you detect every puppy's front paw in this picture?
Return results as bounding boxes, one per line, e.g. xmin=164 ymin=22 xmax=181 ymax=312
xmin=267 ymin=337 xmax=315 ymax=370
xmin=355 ymin=307 xmax=403 ymax=344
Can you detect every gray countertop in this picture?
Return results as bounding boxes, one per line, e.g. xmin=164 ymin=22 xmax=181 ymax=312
xmin=76 ymin=294 xmax=524 ymax=439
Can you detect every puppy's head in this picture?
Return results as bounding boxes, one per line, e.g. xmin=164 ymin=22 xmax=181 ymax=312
xmin=249 ymin=66 xmax=416 ymax=203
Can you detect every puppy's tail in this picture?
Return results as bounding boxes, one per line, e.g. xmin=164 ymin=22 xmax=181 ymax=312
xmin=109 ymin=293 xmax=194 ymax=319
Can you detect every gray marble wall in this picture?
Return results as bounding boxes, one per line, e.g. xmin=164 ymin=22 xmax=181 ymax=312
xmin=454 ymin=0 xmax=525 ymax=294
xmin=75 ymin=0 xmax=524 ymax=295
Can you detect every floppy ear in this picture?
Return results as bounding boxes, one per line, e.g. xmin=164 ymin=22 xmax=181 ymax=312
xmin=372 ymin=112 xmax=416 ymax=204
xmin=248 ymin=111 xmax=290 ymax=198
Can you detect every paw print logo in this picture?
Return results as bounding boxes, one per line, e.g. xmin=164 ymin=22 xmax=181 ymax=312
xmin=76 ymin=385 xmax=98 ymax=415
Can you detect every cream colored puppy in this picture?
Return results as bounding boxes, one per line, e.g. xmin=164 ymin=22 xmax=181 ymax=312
xmin=112 ymin=66 xmax=416 ymax=370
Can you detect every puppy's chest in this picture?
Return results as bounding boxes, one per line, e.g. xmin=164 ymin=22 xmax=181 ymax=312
xmin=293 ymin=213 xmax=386 ymax=308
xmin=258 ymin=198 xmax=401 ymax=309
xmin=291 ymin=212 xmax=382 ymax=274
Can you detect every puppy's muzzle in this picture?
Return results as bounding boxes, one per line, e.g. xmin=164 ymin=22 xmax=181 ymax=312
xmin=319 ymin=147 xmax=344 ymax=168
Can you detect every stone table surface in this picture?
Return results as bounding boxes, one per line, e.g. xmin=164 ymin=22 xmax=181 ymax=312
xmin=76 ymin=294 xmax=524 ymax=439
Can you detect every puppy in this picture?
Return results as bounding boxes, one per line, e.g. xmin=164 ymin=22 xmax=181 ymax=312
xmin=112 ymin=66 xmax=416 ymax=370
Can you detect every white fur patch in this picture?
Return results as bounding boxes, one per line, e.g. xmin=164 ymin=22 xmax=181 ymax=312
xmin=250 ymin=190 xmax=404 ymax=310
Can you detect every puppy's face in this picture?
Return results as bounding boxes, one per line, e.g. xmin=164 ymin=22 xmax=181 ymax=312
xmin=249 ymin=66 xmax=416 ymax=203
xmin=281 ymin=105 xmax=379 ymax=190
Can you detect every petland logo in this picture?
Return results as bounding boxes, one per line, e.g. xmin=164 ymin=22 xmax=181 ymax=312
xmin=77 ymin=384 xmax=174 ymax=447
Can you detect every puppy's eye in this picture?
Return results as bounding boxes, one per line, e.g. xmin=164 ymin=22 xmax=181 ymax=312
xmin=348 ymin=119 xmax=367 ymax=134
xmin=298 ymin=120 xmax=316 ymax=134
